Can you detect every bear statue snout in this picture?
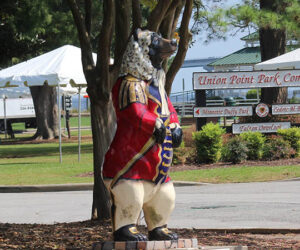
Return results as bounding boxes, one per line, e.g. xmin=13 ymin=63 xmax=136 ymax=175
xmin=159 ymin=38 xmax=177 ymax=59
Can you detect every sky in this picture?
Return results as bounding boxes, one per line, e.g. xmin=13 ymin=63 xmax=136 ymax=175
xmin=185 ymin=32 xmax=248 ymax=60
xmin=186 ymin=0 xmax=248 ymax=59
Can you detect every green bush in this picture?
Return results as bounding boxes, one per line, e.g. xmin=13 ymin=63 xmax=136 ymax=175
xmin=262 ymin=136 xmax=294 ymax=160
xmin=221 ymin=136 xmax=248 ymax=164
xmin=246 ymin=89 xmax=260 ymax=99
xmin=240 ymin=132 xmax=265 ymax=160
xmin=192 ymin=122 xmax=225 ymax=163
xmin=289 ymin=96 xmax=300 ymax=104
xmin=277 ymin=127 xmax=300 ymax=156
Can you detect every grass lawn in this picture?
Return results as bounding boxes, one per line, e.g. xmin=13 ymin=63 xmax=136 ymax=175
xmin=10 ymin=115 xmax=91 ymax=131
xmin=1 ymin=134 xmax=300 ymax=185
xmin=170 ymin=165 xmax=300 ymax=183
xmin=0 ymin=116 xmax=92 ymax=141
xmin=0 ymin=142 xmax=93 ymax=185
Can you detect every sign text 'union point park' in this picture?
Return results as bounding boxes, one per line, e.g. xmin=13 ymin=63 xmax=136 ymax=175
xmin=193 ymin=69 xmax=300 ymax=90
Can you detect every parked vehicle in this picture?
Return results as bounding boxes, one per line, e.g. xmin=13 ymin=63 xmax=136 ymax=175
xmin=0 ymin=98 xmax=36 ymax=133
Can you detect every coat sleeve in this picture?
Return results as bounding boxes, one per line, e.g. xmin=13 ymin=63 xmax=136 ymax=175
xmin=117 ymin=78 xmax=157 ymax=136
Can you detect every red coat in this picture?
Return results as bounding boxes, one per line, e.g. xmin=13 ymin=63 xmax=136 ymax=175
xmin=102 ymin=75 xmax=179 ymax=186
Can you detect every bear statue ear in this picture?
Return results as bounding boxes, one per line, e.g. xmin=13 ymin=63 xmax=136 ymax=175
xmin=133 ymin=28 xmax=142 ymax=41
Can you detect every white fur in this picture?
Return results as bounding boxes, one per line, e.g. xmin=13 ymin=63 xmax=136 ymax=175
xmin=120 ymin=30 xmax=170 ymax=115
xmin=120 ymin=30 xmax=155 ymax=81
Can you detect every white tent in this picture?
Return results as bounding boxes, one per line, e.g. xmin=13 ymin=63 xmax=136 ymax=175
xmin=0 ymin=45 xmax=98 ymax=162
xmin=255 ymin=48 xmax=300 ymax=70
xmin=0 ymin=45 xmax=95 ymax=94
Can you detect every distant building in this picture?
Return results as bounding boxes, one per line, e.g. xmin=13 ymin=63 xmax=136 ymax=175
xmin=209 ymin=31 xmax=299 ymax=72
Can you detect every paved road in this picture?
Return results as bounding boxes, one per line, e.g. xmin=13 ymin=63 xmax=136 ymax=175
xmin=0 ymin=180 xmax=299 ymax=229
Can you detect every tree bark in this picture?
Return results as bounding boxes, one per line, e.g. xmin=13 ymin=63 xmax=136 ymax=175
xmin=91 ymin=98 xmax=116 ymax=220
xmin=30 ymin=85 xmax=59 ymax=140
xmin=259 ymin=0 xmax=287 ymax=105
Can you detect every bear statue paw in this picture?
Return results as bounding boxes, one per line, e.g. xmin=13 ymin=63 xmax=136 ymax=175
xmin=148 ymin=225 xmax=178 ymax=241
xmin=113 ymin=224 xmax=148 ymax=242
xmin=171 ymin=126 xmax=183 ymax=148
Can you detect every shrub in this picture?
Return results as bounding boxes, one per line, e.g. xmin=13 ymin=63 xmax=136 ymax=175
xmin=240 ymin=132 xmax=265 ymax=160
xmin=173 ymin=141 xmax=187 ymax=165
xmin=277 ymin=127 xmax=300 ymax=156
xmin=246 ymin=89 xmax=260 ymax=99
xmin=221 ymin=136 xmax=248 ymax=164
xmin=192 ymin=122 xmax=225 ymax=163
xmin=262 ymin=136 xmax=294 ymax=161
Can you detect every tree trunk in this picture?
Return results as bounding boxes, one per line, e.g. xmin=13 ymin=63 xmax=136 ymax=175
xmin=259 ymin=0 xmax=287 ymax=105
xmin=30 ymin=85 xmax=59 ymax=139
xmin=90 ymin=97 xmax=116 ymax=220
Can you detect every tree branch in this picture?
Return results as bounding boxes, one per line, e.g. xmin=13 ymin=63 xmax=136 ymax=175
xmin=67 ymin=0 xmax=94 ymax=69
xmin=132 ymin=0 xmax=142 ymax=30
xmin=147 ymin=0 xmax=172 ymax=32
xmin=165 ymin=0 xmax=193 ymax=95
xmin=95 ymin=0 xmax=115 ymax=98
xmin=160 ymin=0 xmax=181 ymax=39
xmin=112 ymin=0 xmax=131 ymax=83
xmin=172 ymin=1 xmax=185 ymax=36
xmin=85 ymin=0 xmax=92 ymax=35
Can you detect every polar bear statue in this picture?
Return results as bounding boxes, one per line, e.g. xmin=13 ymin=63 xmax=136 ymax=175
xmin=102 ymin=29 xmax=182 ymax=242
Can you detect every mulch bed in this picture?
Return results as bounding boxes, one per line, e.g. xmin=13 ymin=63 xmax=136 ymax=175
xmin=0 ymin=220 xmax=300 ymax=249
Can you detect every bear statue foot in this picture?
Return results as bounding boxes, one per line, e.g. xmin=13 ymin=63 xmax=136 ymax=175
xmin=148 ymin=225 xmax=178 ymax=241
xmin=113 ymin=224 xmax=148 ymax=242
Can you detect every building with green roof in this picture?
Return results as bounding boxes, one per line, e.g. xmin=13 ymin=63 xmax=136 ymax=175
xmin=209 ymin=31 xmax=299 ymax=72
xmin=208 ymin=46 xmax=261 ymax=71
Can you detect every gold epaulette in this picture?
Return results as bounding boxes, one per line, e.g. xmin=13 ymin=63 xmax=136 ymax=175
xmin=119 ymin=76 xmax=148 ymax=109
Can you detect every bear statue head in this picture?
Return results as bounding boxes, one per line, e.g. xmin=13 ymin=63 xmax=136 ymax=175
xmin=119 ymin=29 xmax=177 ymax=82
xmin=134 ymin=29 xmax=177 ymax=69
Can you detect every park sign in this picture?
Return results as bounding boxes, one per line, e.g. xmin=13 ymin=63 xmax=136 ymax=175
xmin=194 ymin=106 xmax=252 ymax=118
xmin=232 ymin=122 xmax=291 ymax=134
xmin=272 ymin=104 xmax=300 ymax=115
xmin=193 ymin=69 xmax=300 ymax=90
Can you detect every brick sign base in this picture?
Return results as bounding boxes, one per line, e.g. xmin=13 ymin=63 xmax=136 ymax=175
xmin=92 ymin=238 xmax=198 ymax=250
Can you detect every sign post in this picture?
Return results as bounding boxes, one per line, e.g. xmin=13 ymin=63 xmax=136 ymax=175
xmin=2 ymin=96 xmax=7 ymax=139
xmin=195 ymin=90 xmax=206 ymax=130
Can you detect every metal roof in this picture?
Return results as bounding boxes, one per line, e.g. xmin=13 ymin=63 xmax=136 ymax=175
xmin=241 ymin=32 xmax=259 ymax=41
xmin=208 ymin=47 xmax=261 ymax=67
xmin=181 ymin=58 xmax=219 ymax=68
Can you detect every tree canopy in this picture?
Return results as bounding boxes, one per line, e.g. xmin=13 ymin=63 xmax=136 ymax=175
xmin=193 ymin=0 xmax=300 ymax=44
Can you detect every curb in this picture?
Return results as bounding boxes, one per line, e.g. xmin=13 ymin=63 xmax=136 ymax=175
xmin=0 ymin=181 xmax=204 ymax=193
xmin=187 ymin=228 xmax=300 ymax=234
xmin=0 ymin=183 xmax=93 ymax=193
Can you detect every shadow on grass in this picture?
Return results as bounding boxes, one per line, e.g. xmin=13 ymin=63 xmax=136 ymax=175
xmin=0 ymin=144 xmax=93 ymax=158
